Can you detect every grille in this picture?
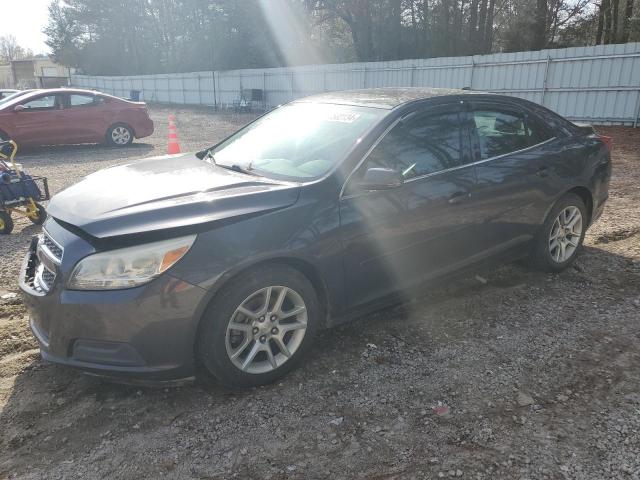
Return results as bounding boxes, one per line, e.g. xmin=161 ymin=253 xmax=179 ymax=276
xmin=41 ymin=268 xmax=55 ymax=289
xmin=32 ymin=230 xmax=64 ymax=294
xmin=42 ymin=230 xmax=63 ymax=262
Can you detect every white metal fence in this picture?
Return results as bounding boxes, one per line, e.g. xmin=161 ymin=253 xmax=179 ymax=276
xmin=72 ymin=42 xmax=640 ymax=126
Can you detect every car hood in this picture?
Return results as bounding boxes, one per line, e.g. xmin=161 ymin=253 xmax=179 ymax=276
xmin=47 ymin=153 xmax=301 ymax=238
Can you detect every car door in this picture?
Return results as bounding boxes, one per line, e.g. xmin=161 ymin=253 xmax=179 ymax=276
xmin=11 ymin=93 xmax=66 ymax=145
xmin=58 ymin=93 xmax=109 ymax=143
xmin=339 ymin=104 xmax=479 ymax=309
xmin=467 ymin=101 xmax=557 ymax=258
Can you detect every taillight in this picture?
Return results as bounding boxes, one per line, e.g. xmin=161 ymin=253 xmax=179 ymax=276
xmin=597 ymin=135 xmax=613 ymax=153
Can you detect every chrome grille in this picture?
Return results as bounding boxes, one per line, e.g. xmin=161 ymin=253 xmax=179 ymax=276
xmin=41 ymin=268 xmax=55 ymax=288
xmin=33 ymin=264 xmax=55 ymax=293
xmin=42 ymin=230 xmax=63 ymax=262
xmin=33 ymin=230 xmax=63 ymax=293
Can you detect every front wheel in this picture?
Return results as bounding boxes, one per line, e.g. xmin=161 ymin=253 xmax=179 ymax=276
xmin=106 ymin=124 xmax=134 ymax=146
xmin=530 ymin=193 xmax=587 ymax=272
xmin=197 ymin=264 xmax=319 ymax=388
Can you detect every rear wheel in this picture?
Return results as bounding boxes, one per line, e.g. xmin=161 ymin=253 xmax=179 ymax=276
xmin=530 ymin=193 xmax=586 ymax=272
xmin=197 ymin=264 xmax=319 ymax=388
xmin=0 ymin=211 xmax=14 ymax=234
xmin=106 ymin=124 xmax=134 ymax=146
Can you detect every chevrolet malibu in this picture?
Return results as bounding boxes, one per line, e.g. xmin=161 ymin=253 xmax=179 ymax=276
xmin=19 ymin=88 xmax=611 ymax=388
xmin=0 ymin=88 xmax=154 ymax=147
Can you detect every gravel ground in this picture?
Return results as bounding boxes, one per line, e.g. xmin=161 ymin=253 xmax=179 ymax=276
xmin=0 ymin=107 xmax=639 ymax=480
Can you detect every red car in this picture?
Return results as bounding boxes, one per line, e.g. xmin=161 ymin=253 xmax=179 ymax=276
xmin=0 ymin=88 xmax=154 ymax=147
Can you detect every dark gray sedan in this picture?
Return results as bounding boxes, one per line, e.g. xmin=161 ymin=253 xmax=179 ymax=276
xmin=19 ymin=88 xmax=612 ymax=387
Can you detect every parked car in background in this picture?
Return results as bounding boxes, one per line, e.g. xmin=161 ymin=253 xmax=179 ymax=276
xmin=20 ymin=88 xmax=611 ymax=388
xmin=0 ymin=88 xmax=154 ymax=147
xmin=0 ymin=89 xmax=19 ymax=100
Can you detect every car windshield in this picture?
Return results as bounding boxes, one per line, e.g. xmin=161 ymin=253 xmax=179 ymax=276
xmin=209 ymin=103 xmax=385 ymax=181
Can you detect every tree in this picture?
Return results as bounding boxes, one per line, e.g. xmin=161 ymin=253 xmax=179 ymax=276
xmin=620 ymin=0 xmax=634 ymax=42
xmin=308 ymin=0 xmax=376 ymax=61
xmin=611 ymin=0 xmax=620 ymax=42
xmin=44 ymin=0 xmax=632 ymax=75
xmin=0 ymin=35 xmax=33 ymax=64
xmin=596 ymin=1 xmax=605 ymax=43
xmin=532 ymin=0 xmax=547 ymax=49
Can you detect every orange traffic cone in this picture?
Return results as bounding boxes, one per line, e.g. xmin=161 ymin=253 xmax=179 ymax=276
xmin=167 ymin=114 xmax=181 ymax=154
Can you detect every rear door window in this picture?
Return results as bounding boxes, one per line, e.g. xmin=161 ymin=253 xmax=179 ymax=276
xmin=472 ymin=107 xmax=552 ymax=160
xmin=69 ymin=94 xmax=97 ymax=107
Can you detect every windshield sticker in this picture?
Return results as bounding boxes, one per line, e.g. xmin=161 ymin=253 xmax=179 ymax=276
xmin=323 ymin=112 xmax=360 ymax=123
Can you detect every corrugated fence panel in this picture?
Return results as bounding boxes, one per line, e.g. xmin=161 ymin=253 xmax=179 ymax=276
xmin=72 ymin=42 xmax=640 ymax=125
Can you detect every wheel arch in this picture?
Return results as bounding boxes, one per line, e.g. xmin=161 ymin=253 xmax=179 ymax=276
xmin=269 ymin=257 xmax=330 ymax=324
xmin=565 ymin=186 xmax=593 ymax=224
xmin=196 ymin=256 xmax=332 ymax=333
xmin=541 ymin=186 xmax=594 ymax=228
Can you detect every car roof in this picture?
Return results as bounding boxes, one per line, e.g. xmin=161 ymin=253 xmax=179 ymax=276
xmin=295 ymin=87 xmax=485 ymax=110
xmin=46 ymin=88 xmax=131 ymax=102
xmin=36 ymin=87 xmax=104 ymax=96
xmin=0 ymin=87 xmax=125 ymax=110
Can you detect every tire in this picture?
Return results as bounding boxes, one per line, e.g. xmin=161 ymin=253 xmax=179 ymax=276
xmin=28 ymin=202 xmax=47 ymax=225
xmin=197 ymin=264 xmax=320 ymax=388
xmin=106 ymin=124 xmax=134 ymax=147
xmin=0 ymin=211 xmax=14 ymax=234
xmin=530 ymin=193 xmax=587 ymax=272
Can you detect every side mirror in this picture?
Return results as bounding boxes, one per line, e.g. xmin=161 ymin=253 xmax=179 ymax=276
xmin=13 ymin=105 xmax=25 ymax=113
xmin=357 ymin=167 xmax=403 ymax=190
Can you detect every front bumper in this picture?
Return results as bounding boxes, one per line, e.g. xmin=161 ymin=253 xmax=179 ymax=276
xmin=19 ymin=221 xmax=208 ymax=382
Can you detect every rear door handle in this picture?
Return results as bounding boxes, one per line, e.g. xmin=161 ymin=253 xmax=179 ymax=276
xmin=448 ymin=191 xmax=471 ymax=205
xmin=536 ymin=166 xmax=549 ymax=177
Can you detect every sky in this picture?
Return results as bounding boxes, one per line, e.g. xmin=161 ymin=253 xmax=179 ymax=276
xmin=3 ymin=0 xmax=51 ymax=55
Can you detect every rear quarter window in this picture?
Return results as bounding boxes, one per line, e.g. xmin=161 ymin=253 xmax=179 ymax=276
xmin=527 ymin=103 xmax=575 ymax=137
xmin=472 ymin=107 xmax=554 ymax=160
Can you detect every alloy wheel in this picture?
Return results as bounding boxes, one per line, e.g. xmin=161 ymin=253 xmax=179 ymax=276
xmin=548 ymin=206 xmax=583 ymax=263
xmin=225 ymin=286 xmax=308 ymax=374
xmin=111 ymin=126 xmax=131 ymax=145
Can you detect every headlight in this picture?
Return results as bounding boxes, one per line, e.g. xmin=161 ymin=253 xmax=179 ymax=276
xmin=68 ymin=235 xmax=196 ymax=290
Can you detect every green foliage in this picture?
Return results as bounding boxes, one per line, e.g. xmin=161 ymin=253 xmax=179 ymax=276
xmin=44 ymin=0 xmax=627 ymax=75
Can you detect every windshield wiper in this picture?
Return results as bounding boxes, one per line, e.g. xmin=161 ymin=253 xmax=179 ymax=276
xmin=203 ymin=150 xmax=260 ymax=176
xmin=221 ymin=164 xmax=259 ymax=175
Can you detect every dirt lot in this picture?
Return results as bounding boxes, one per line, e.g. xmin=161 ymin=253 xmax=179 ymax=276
xmin=1 ymin=107 xmax=639 ymax=480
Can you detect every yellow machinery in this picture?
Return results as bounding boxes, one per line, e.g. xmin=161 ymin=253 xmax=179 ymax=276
xmin=0 ymin=140 xmax=49 ymax=234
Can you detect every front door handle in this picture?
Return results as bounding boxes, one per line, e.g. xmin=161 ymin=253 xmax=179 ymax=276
xmin=536 ymin=166 xmax=550 ymax=177
xmin=448 ymin=191 xmax=471 ymax=205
